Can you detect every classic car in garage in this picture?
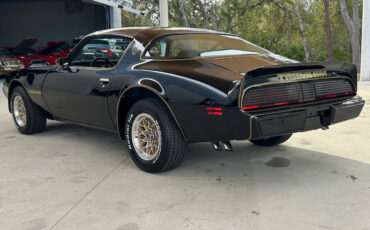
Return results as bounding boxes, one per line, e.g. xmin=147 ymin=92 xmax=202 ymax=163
xmin=2 ymin=27 xmax=365 ymax=172
xmin=2 ymin=38 xmax=71 ymax=67
xmin=0 ymin=49 xmax=24 ymax=76
xmin=0 ymin=57 xmax=24 ymax=76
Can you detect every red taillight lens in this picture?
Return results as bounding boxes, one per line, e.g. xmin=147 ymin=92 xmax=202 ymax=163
xmin=243 ymin=100 xmax=296 ymax=111
xmin=206 ymin=107 xmax=222 ymax=111
xmin=206 ymin=107 xmax=223 ymax=116
xmin=326 ymin=94 xmax=338 ymax=98
xmin=207 ymin=111 xmax=223 ymax=116
xmin=272 ymin=101 xmax=289 ymax=106
xmin=242 ymin=79 xmax=355 ymax=111
xmin=242 ymin=105 xmax=260 ymax=110
xmin=317 ymin=91 xmax=355 ymax=100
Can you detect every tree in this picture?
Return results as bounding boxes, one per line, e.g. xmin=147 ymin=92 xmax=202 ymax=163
xmin=179 ymin=0 xmax=190 ymax=27
xmin=323 ymin=0 xmax=334 ymax=61
xmin=122 ymin=0 xmax=362 ymax=64
xmin=339 ymin=0 xmax=361 ymax=70
xmin=194 ymin=0 xmax=209 ymax=28
xmin=293 ymin=0 xmax=311 ymax=61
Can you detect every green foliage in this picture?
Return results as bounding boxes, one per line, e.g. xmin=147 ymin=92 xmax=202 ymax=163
xmin=121 ymin=0 xmax=362 ymax=63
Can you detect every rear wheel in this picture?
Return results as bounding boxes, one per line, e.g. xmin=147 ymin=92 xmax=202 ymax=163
xmin=125 ymin=98 xmax=187 ymax=173
xmin=250 ymin=134 xmax=292 ymax=146
xmin=10 ymin=86 xmax=46 ymax=134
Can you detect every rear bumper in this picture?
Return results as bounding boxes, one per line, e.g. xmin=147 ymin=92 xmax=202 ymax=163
xmin=249 ymin=96 xmax=364 ymax=140
xmin=172 ymin=96 xmax=364 ymax=142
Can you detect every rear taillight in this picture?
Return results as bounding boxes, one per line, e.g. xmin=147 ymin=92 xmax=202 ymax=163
xmin=317 ymin=90 xmax=355 ymax=100
xmin=242 ymin=79 xmax=354 ymax=111
xmin=242 ymin=105 xmax=260 ymax=110
xmin=242 ymin=100 xmax=299 ymax=111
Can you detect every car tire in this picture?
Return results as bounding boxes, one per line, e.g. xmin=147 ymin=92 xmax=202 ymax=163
xmin=10 ymin=86 xmax=46 ymax=134
xmin=125 ymin=98 xmax=187 ymax=173
xmin=250 ymin=134 xmax=292 ymax=146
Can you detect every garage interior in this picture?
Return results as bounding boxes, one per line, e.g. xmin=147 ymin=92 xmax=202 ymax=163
xmin=0 ymin=0 xmax=115 ymax=48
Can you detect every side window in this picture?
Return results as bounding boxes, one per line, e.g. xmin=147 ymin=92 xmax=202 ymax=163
xmin=145 ymin=39 xmax=167 ymax=58
xmin=71 ymin=36 xmax=132 ymax=67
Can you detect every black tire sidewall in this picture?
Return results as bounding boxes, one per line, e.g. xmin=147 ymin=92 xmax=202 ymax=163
xmin=10 ymin=88 xmax=32 ymax=134
xmin=125 ymin=100 xmax=172 ymax=172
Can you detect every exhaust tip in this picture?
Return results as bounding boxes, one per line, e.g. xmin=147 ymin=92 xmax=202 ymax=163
xmin=212 ymin=141 xmax=223 ymax=151
xmin=212 ymin=141 xmax=233 ymax=151
xmin=222 ymin=141 xmax=233 ymax=151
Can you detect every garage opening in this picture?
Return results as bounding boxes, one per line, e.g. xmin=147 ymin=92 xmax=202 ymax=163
xmin=0 ymin=0 xmax=110 ymax=48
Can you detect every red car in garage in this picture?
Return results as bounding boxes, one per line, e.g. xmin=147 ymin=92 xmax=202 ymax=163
xmin=1 ymin=38 xmax=71 ymax=67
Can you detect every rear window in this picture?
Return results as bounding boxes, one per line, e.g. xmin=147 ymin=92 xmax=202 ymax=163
xmin=144 ymin=33 xmax=269 ymax=59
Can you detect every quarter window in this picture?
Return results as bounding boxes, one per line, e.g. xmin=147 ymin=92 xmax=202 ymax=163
xmin=144 ymin=34 xmax=269 ymax=59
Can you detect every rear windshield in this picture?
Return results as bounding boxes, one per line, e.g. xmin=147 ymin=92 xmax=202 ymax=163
xmin=144 ymin=33 xmax=269 ymax=59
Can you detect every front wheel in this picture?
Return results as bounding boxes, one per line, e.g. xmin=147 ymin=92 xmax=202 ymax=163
xmin=125 ymin=98 xmax=187 ymax=173
xmin=250 ymin=134 xmax=292 ymax=146
xmin=10 ymin=86 xmax=46 ymax=134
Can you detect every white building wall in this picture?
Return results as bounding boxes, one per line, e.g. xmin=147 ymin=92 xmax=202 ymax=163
xmin=159 ymin=0 xmax=169 ymax=27
xmin=361 ymin=0 xmax=370 ymax=81
xmin=112 ymin=7 xmax=122 ymax=28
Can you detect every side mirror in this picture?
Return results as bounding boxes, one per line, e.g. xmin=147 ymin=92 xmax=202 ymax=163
xmin=57 ymin=58 xmax=73 ymax=72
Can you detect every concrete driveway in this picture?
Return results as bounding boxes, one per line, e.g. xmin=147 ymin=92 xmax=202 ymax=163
xmin=0 ymin=79 xmax=369 ymax=230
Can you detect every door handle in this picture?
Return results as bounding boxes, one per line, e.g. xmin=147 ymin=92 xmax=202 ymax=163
xmin=99 ymin=78 xmax=109 ymax=84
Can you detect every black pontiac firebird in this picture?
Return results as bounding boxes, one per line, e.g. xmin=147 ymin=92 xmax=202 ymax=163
xmin=2 ymin=27 xmax=365 ymax=172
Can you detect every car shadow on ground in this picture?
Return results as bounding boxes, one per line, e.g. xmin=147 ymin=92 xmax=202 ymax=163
xmin=40 ymin=121 xmax=370 ymax=187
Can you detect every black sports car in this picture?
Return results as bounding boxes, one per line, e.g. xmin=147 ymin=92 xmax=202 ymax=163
xmin=2 ymin=27 xmax=365 ymax=172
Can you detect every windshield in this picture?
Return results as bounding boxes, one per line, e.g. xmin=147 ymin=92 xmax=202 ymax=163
xmin=144 ymin=33 xmax=269 ymax=59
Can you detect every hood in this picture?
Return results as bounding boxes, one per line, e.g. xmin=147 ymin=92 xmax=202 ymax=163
xmin=136 ymin=53 xmax=296 ymax=93
xmin=37 ymin=41 xmax=66 ymax=55
xmin=11 ymin=37 xmax=38 ymax=55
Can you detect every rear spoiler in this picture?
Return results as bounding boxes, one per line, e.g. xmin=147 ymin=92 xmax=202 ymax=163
xmin=245 ymin=61 xmax=357 ymax=85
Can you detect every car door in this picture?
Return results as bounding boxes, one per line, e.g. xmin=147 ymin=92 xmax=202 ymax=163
xmin=42 ymin=36 xmax=132 ymax=130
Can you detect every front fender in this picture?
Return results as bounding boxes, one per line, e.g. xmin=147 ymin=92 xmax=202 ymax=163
xmin=5 ymin=68 xmax=50 ymax=114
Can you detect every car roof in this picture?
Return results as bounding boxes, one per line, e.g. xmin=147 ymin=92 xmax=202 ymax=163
xmin=90 ymin=27 xmax=227 ymax=46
